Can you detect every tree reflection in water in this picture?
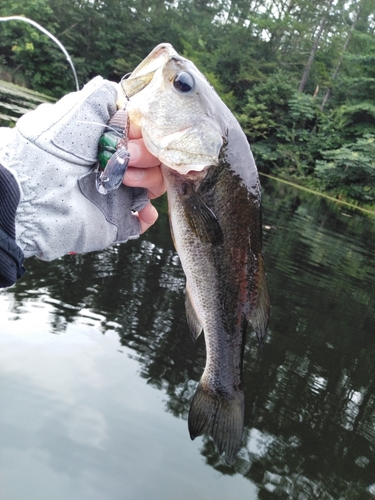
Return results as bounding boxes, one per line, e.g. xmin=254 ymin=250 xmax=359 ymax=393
xmin=7 ymin=178 xmax=375 ymax=499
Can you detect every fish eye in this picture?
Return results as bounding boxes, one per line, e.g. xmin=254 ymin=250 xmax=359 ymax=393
xmin=173 ymin=72 xmax=195 ymax=93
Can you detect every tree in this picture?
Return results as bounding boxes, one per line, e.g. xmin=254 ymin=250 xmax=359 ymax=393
xmin=0 ymin=0 xmax=375 ymax=206
xmin=321 ymin=0 xmax=365 ymax=110
xmin=298 ymin=0 xmax=335 ymax=92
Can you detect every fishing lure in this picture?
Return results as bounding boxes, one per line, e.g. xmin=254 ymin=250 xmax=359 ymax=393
xmin=95 ymin=108 xmax=130 ymax=194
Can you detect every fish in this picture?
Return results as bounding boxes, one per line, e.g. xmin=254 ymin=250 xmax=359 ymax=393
xmin=122 ymin=43 xmax=270 ymax=464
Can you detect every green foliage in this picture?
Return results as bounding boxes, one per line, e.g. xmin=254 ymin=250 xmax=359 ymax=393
xmin=0 ymin=0 xmax=375 ymax=207
xmin=179 ymin=39 xmax=237 ymax=110
xmin=238 ymin=73 xmax=323 ymax=176
xmin=238 ymin=71 xmax=295 ymax=138
xmin=315 ymin=134 xmax=375 ymax=202
xmin=333 ymin=102 xmax=375 ymax=137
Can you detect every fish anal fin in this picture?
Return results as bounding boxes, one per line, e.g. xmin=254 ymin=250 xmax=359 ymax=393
xmin=183 ymin=190 xmax=223 ymax=245
xmin=185 ymin=289 xmax=203 ymax=341
xmin=188 ymin=381 xmax=244 ymax=464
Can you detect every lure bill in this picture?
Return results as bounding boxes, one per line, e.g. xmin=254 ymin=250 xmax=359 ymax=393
xmin=96 ymin=108 xmax=130 ymax=195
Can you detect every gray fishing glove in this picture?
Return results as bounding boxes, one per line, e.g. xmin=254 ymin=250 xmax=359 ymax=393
xmin=0 ymin=76 xmax=148 ymax=261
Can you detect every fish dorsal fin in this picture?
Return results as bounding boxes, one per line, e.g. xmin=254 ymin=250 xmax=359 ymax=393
xmin=183 ymin=189 xmax=223 ymax=245
xmin=185 ymin=289 xmax=203 ymax=341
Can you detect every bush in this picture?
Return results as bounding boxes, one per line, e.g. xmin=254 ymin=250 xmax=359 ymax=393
xmin=315 ymin=135 xmax=375 ymax=202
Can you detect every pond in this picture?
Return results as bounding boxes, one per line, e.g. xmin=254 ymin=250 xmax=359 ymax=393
xmin=1 ymin=177 xmax=374 ymax=500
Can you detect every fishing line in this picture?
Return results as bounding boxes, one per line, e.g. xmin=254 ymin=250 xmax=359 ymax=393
xmin=0 ymin=16 xmax=79 ymax=91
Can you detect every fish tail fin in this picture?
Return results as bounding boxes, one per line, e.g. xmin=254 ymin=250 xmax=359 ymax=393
xmin=250 ymin=255 xmax=270 ymax=349
xmin=188 ymin=381 xmax=244 ymax=464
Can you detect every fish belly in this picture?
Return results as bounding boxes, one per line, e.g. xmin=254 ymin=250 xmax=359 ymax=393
xmin=162 ymin=165 xmax=249 ymax=463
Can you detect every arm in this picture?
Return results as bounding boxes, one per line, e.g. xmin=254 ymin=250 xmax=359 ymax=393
xmin=0 ymin=77 xmax=165 ymax=288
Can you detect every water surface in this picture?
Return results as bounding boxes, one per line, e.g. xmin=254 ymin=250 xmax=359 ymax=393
xmin=1 ymin=178 xmax=374 ymax=499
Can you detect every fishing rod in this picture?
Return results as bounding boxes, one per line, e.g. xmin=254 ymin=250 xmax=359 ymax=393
xmin=0 ymin=16 xmax=79 ymax=91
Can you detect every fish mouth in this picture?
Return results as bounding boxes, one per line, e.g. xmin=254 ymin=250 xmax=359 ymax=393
xmin=121 ymin=43 xmax=179 ymax=97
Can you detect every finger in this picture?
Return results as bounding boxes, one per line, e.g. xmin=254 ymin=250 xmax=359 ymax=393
xmin=129 ymin=122 xmax=142 ymax=140
xmin=128 ymin=139 xmax=160 ymax=169
xmin=123 ymin=165 xmax=166 ymax=199
xmin=137 ymin=202 xmax=158 ymax=233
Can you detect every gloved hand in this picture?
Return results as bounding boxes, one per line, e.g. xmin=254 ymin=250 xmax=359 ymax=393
xmin=0 ymin=76 xmax=163 ymax=262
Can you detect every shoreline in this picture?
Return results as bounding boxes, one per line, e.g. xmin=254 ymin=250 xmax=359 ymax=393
xmin=260 ymin=172 xmax=375 ymax=216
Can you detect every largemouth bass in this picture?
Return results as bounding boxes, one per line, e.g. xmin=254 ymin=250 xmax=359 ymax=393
xmin=122 ymin=44 xmax=270 ymax=463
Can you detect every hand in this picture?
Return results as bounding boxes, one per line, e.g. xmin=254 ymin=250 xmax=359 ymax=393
xmin=125 ymin=123 xmax=166 ymax=233
xmin=3 ymin=77 xmax=166 ymax=261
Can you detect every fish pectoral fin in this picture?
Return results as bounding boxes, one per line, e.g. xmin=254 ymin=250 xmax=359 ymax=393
xmin=250 ymin=255 xmax=270 ymax=349
xmin=184 ymin=191 xmax=223 ymax=245
xmin=185 ymin=290 xmax=203 ymax=341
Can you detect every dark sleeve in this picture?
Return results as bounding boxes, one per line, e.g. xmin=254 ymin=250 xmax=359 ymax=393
xmin=0 ymin=164 xmax=26 ymax=288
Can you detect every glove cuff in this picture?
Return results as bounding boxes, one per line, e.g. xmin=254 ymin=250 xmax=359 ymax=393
xmin=0 ymin=164 xmax=26 ymax=287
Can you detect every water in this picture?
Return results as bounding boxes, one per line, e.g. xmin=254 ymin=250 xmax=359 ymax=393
xmin=1 ymin=177 xmax=374 ymax=500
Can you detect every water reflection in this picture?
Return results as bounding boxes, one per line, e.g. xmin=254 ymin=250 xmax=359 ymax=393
xmin=1 ymin=178 xmax=375 ymax=499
